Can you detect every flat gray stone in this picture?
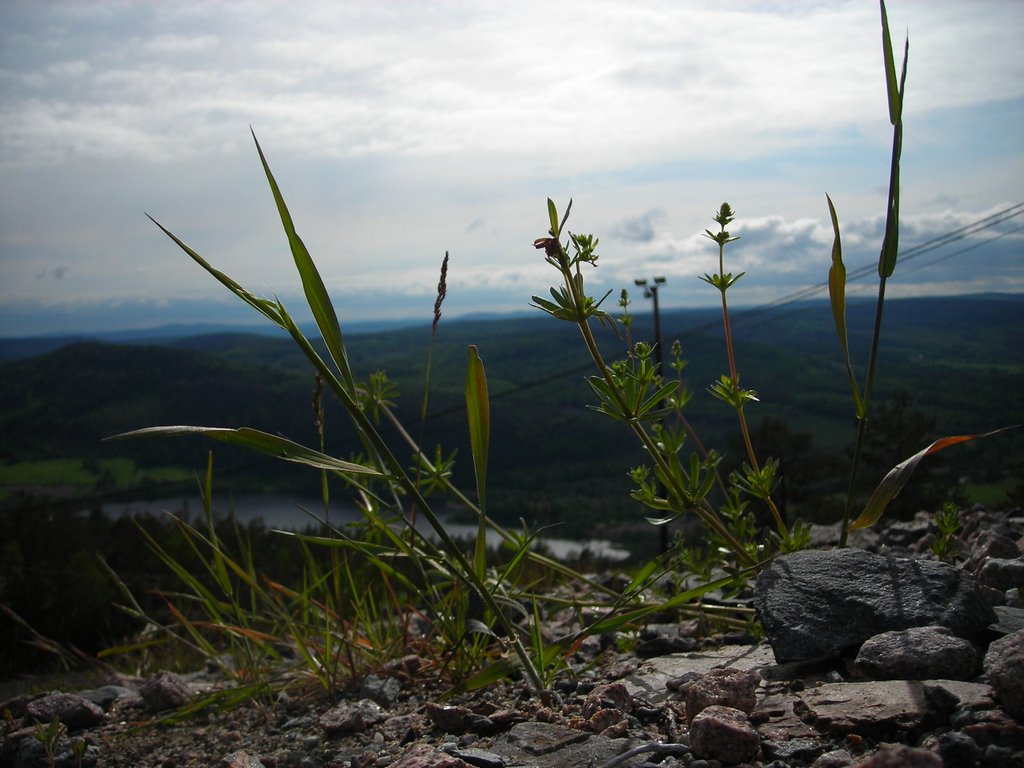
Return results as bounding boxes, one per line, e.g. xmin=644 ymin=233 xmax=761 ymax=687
xmin=853 ymin=626 xmax=979 ymax=681
xmin=755 ymin=549 xmax=996 ymax=662
xmin=991 ymin=605 xmax=1024 ymax=636
xmin=791 ymin=679 xmax=993 ymax=740
xmin=622 ymin=644 xmax=775 ymax=704
xmin=488 ymin=722 xmax=644 ymax=767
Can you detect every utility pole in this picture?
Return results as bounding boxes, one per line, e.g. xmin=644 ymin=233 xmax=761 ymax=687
xmin=634 ymin=276 xmax=669 ymax=554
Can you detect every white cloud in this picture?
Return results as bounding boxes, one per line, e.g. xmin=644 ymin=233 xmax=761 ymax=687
xmin=0 ymin=0 xmax=1021 ymax=335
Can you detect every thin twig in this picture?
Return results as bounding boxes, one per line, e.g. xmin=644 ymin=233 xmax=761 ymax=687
xmin=597 ymin=742 xmax=691 ymax=768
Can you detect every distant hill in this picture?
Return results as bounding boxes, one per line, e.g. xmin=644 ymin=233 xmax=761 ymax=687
xmin=0 ymin=317 xmax=427 ymax=362
xmin=1 ymin=295 xmax=1022 ymax=535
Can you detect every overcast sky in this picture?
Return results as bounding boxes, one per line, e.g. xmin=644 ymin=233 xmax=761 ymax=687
xmin=1 ymin=0 xmax=1022 ymax=336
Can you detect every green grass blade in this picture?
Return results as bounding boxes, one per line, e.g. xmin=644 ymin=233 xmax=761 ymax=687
xmin=251 ymin=129 xmax=355 ymax=390
xmin=877 ymin=0 xmax=907 ymax=279
xmin=466 ymin=345 xmax=490 ymax=579
xmin=826 ymin=194 xmax=865 ymax=419
xmin=878 ymin=122 xmax=903 ymax=279
xmin=147 ymin=214 xmax=285 ymax=327
xmin=879 ymin=0 xmax=900 ymax=126
xmin=108 ymin=425 xmax=382 ymax=476
xmin=851 ymin=425 xmax=1020 ymax=530
xmin=200 ymin=452 xmax=234 ymax=597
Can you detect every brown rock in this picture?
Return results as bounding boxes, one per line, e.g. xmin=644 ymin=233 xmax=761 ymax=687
xmin=318 ymin=698 xmax=387 ymax=735
xmin=392 ymin=743 xmax=473 ymax=768
xmin=221 ymin=750 xmax=266 ymax=768
xmin=686 ymin=667 xmax=759 ymax=721
xmin=139 ymin=670 xmax=192 ymax=713
xmin=23 ymin=692 xmax=105 ymax=730
xmin=582 ymin=682 xmax=633 ymax=718
xmin=850 ymin=743 xmax=942 ymax=767
xmin=689 ymin=704 xmax=760 ymax=765
xmin=588 ymin=707 xmax=625 ymax=733
xmin=793 ymin=680 xmax=993 ymax=739
xmin=425 ymin=701 xmax=472 ymax=733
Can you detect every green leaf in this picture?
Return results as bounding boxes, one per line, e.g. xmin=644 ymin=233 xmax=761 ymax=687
xmin=146 ymin=215 xmax=285 ymax=327
xmin=826 ymin=194 xmax=865 ymax=419
xmin=547 ymin=198 xmax=559 ymax=236
xmin=878 ymin=123 xmax=903 ymax=279
xmin=108 ymin=425 xmax=382 ymax=476
xmin=851 ymin=426 xmax=1020 ymax=530
xmin=446 ymin=658 xmax=519 ymax=696
xmin=558 ymin=198 xmax=573 ymax=235
xmin=879 ymin=0 xmax=901 ymax=126
xmin=466 ymin=345 xmax=490 ymax=579
xmin=876 ymin=0 xmax=908 ymax=280
xmin=252 ymin=129 xmax=355 ymax=391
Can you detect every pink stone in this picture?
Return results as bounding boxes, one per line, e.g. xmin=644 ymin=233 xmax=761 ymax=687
xmin=689 ymin=704 xmax=760 ymax=765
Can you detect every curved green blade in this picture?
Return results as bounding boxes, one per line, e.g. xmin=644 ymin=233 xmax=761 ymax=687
xmin=109 ymin=425 xmax=382 ymax=476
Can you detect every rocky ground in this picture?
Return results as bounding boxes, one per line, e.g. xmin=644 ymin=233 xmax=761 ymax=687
xmin=2 ymin=505 xmax=1023 ymax=768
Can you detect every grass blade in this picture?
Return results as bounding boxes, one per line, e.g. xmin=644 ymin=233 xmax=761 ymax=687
xmin=877 ymin=0 xmax=907 ymax=280
xmin=826 ymin=194 xmax=865 ymax=419
xmin=851 ymin=425 xmax=1020 ymax=530
xmin=251 ymin=129 xmax=355 ymax=391
xmin=466 ymin=345 xmax=490 ymax=579
xmin=147 ymin=215 xmax=285 ymax=327
xmin=108 ymin=425 xmax=382 ymax=476
xmin=879 ymin=0 xmax=901 ymax=126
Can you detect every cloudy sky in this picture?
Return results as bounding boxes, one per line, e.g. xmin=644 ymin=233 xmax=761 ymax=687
xmin=1 ymin=0 xmax=1022 ymax=336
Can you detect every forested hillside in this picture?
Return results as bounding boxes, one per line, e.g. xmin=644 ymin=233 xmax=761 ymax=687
xmin=2 ymin=294 xmax=1022 ymax=534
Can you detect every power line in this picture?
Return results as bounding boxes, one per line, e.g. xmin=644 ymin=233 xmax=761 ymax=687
xmin=427 ymin=202 xmax=1024 ymax=419
xmin=727 ymin=201 xmax=1024 ymax=329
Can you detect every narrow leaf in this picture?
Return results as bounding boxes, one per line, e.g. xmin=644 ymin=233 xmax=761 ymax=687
xmin=558 ymin=198 xmax=573 ymax=234
xmin=826 ymin=194 xmax=865 ymax=418
xmin=878 ymin=121 xmax=903 ymax=279
xmin=851 ymin=426 xmax=1020 ymax=530
xmin=466 ymin=345 xmax=490 ymax=578
xmin=447 ymin=658 xmax=519 ymax=696
xmin=252 ymin=130 xmax=355 ymax=390
xmin=147 ymin=215 xmax=285 ymax=327
xmin=547 ymin=198 xmax=559 ymax=236
xmin=108 ymin=425 xmax=382 ymax=476
xmin=880 ymin=0 xmax=900 ymax=126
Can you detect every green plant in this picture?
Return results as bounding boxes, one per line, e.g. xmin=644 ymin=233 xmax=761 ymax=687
xmin=532 ymin=197 xmax=820 ymax=584
xmin=700 ymin=203 xmax=787 ymax=540
xmin=532 ymin=204 xmax=764 ymax=568
xmin=828 ymin=1 xmax=1016 ymax=541
xmin=530 ymin=1 xmax=1015 ymax=574
xmin=33 ymin=715 xmax=65 ymax=768
xmin=930 ymin=501 xmax=962 ymax=562
xmin=109 ymin=131 xmax=732 ymax=701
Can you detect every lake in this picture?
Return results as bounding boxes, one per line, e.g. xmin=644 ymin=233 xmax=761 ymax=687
xmin=99 ymin=494 xmax=632 ymax=561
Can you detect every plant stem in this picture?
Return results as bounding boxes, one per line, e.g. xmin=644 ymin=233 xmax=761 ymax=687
xmin=839 ymin=276 xmax=888 ymax=546
xmin=715 ymin=238 xmax=786 ymax=535
xmin=570 ymin=284 xmax=756 ymax=567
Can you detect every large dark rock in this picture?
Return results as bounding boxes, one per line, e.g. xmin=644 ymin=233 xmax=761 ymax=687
xmin=755 ymin=549 xmax=996 ymax=662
